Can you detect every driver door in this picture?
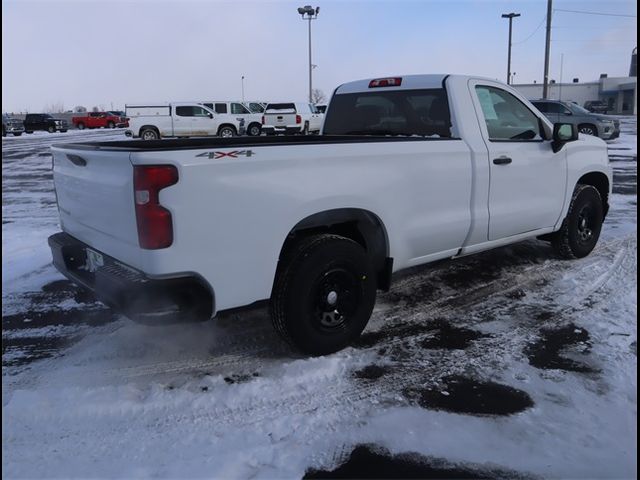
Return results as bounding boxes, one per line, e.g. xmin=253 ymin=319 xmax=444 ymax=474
xmin=471 ymin=81 xmax=567 ymax=240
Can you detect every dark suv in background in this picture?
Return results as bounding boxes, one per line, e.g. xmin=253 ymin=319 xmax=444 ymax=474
xmin=531 ymin=99 xmax=620 ymax=140
xmin=583 ymin=100 xmax=610 ymax=114
xmin=23 ymin=113 xmax=68 ymax=133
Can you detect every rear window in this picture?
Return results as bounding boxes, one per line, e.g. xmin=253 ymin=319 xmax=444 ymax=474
xmin=323 ymin=89 xmax=452 ymax=137
xmin=265 ymin=103 xmax=296 ymax=114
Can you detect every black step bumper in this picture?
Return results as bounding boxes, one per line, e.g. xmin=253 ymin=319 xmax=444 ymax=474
xmin=48 ymin=232 xmax=213 ymax=323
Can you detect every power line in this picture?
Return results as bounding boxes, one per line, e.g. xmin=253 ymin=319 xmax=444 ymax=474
xmin=513 ymin=14 xmax=546 ymax=45
xmin=554 ymin=8 xmax=636 ymax=18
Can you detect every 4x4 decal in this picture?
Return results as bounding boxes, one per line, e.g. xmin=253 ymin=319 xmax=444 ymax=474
xmin=195 ymin=150 xmax=254 ymax=159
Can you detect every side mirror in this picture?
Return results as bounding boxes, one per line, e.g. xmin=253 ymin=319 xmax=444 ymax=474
xmin=552 ymin=123 xmax=578 ymax=153
xmin=208 ymin=113 xmax=213 ymax=119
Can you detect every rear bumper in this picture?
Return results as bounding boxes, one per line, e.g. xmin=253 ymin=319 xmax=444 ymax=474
xmin=48 ymin=232 xmax=213 ymax=323
xmin=262 ymin=125 xmax=303 ymax=135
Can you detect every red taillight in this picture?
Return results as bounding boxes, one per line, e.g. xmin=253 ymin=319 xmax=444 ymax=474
xmin=369 ymin=77 xmax=402 ymax=88
xmin=133 ymin=165 xmax=179 ymax=249
xmin=261 ymin=115 xmax=265 ymax=124
xmin=296 ymin=114 xmax=301 ymax=124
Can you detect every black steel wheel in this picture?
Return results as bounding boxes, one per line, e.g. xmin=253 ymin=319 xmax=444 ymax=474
xmin=552 ymin=184 xmax=604 ymax=259
xmin=270 ymin=234 xmax=376 ymax=355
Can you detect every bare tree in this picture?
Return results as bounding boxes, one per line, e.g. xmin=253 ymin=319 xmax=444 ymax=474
xmin=74 ymin=105 xmax=87 ymax=113
xmin=44 ymin=102 xmax=65 ymax=113
xmin=311 ymin=89 xmax=326 ymax=104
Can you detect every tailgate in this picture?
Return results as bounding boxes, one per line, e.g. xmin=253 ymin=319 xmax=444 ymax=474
xmin=264 ymin=109 xmax=297 ymax=127
xmin=51 ymin=146 xmax=140 ymax=264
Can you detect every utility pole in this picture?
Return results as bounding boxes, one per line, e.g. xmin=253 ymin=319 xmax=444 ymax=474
xmin=241 ymin=76 xmax=245 ymax=102
xmin=297 ymin=5 xmax=320 ymax=103
xmin=542 ymin=0 xmax=553 ymax=99
xmin=502 ymin=12 xmax=520 ymax=85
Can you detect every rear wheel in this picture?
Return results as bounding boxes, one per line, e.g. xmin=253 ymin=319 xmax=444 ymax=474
xmin=551 ymin=184 xmax=604 ymax=259
xmin=270 ymin=234 xmax=377 ymax=355
xmin=48 ymin=126 xmax=55 ymax=133
xmin=140 ymin=128 xmax=159 ymax=140
xmin=13 ymin=132 xmax=22 ymax=136
xmin=247 ymin=123 xmax=261 ymax=136
xmin=107 ymin=121 xmax=115 ymax=129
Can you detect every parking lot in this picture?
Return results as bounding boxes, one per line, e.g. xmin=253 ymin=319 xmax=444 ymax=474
xmin=2 ymin=121 xmax=637 ymax=478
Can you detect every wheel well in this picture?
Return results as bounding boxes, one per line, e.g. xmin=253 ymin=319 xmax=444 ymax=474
xmin=218 ymin=124 xmax=237 ymax=134
xmin=277 ymin=208 xmax=392 ymax=290
xmin=139 ymin=125 xmax=159 ymax=136
xmin=578 ymin=172 xmax=610 ymax=218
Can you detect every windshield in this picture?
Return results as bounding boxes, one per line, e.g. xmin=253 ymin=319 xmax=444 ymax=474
xmin=569 ymin=103 xmax=592 ymax=115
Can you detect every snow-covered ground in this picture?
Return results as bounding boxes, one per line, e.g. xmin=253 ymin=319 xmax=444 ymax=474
xmin=2 ymin=122 xmax=637 ymax=479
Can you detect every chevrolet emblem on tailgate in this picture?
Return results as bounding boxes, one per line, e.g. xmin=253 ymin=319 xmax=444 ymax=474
xmin=196 ymin=150 xmax=254 ymax=159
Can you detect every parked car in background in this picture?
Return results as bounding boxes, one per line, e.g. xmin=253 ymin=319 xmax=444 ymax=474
xmin=72 ymin=111 xmax=128 ymax=130
xmin=125 ymin=103 xmax=243 ymax=139
xmin=583 ymin=100 xmax=609 ymax=114
xmin=23 ymin=113 xmax=68 ymax=133
xmin=200 ymin=101 xmax=259 ymax=136
xmin=315 ymin=104 xmax=327 ymax=113
xmin=261 ymin=102 xmax=323 ymax=135
xmin=530 ymin=99 xmax=620 ymax=140
xmin=2 ymin=113 xmax=25 ymax=137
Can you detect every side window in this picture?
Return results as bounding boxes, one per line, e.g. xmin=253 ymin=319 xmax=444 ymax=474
xmin=192 ymin=106 xmax=210 ymax=117
xmin=175 ymin=106 xmax=194 ymax=117
xmin=202 ymin=103 xmax=214 ymax=110
xmin=533 ymin=102 xmax=548 ymax=113
xmin=475 ymin=86 xmax=542 ymax=141
xmin=231 ymin=103 xmax=249 ymax=114
xmin=215 ymin=103 xmax=228 ymax=114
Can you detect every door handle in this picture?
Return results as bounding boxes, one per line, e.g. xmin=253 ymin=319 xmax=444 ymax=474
xmin=493 ymin=156 xmax=512 ymax=165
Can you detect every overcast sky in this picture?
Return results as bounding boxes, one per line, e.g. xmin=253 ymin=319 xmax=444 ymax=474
xmin=2 ymin=0 xmax=637 ymax=112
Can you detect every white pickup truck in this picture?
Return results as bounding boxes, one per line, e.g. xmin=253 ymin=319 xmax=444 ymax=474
xmin=49 ymin=74 xmax=612 ymax=355
xmin=125 ymin=103 xmax=244 ymax=140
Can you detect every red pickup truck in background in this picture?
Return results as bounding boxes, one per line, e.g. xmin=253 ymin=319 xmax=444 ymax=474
xmin=72 ymin=111 xmax=128 ymax=130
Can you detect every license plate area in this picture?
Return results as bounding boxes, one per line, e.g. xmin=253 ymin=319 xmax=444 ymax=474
xmin=85 ymin=248 xmax=104 ymax=273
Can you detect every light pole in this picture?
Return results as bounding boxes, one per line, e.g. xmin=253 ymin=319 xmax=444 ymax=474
xmin=501 ymin=12 xmax=520 ymax=85
xmin=241 ymin=76 xmax=245 ymax=102
xmin=297 ymin=5 xmax=320 ymax=103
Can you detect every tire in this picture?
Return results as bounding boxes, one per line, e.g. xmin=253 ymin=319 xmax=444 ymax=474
xmin=107 ymin=121 xmax=115 ymax=129
xmin=578 ymin=124 xmax=597 ymax=136
xmin=13 ymin=132 xmax=22 ymax=136
xmin=25 ymin=130 xmax=33 ymax=134
xmin=270 ymin=234 xmax=377 ymax=355
xmin=77 ymin=123 xmax=85 ymax=130
xmin=140 ymin=128 xmax=159 ymax=140
xmin=301 ymin=122 xmax=309 ymax=135
xmin=551 ymin=184 xmax=604 ymax=259
xmin=48 ymin=126 xmax=55 ymax=133
xmin=247 ymin=123 xmax=261 ymax=136
xmin=218 ymin=126 xmax=236 ymax=138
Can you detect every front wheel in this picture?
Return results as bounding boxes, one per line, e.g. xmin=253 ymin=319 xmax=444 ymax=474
xmin=578 ymin=124 xmax=597 ymax=136
xmin=270 ymin=234 xmax=377 ymax=355
xmin=107 ymin=121 xmax=115 ymax=129
xmin=77 ymin=123 xmax=85 ymax=130
xmin=218 ymin=126 xmax=236 ymax=138
xmin=48 ymin=126 xmax=55 ymax=133
xmin=13 ymin=132 xmax=23 ymax=136
xmin=551 ymin=184 xmax=604 ymax=259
